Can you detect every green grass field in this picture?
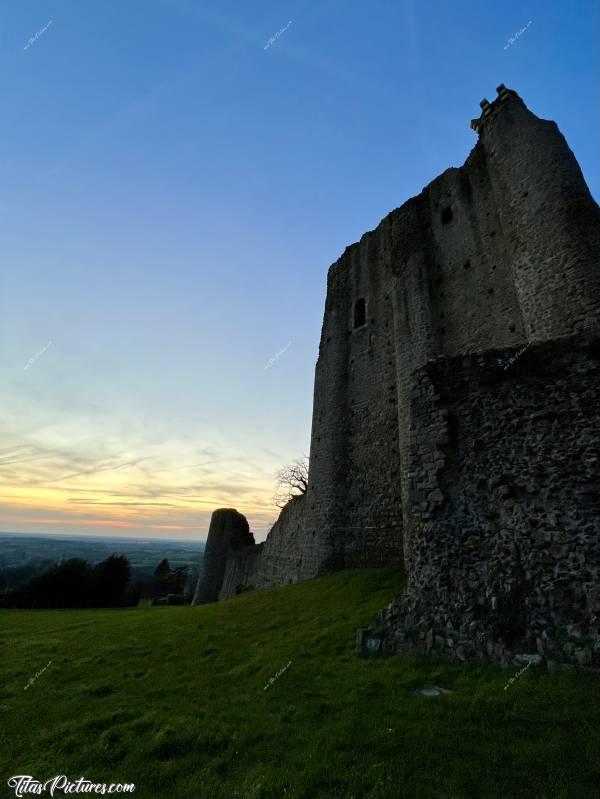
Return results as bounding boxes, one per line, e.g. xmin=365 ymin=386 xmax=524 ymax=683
xmin=1 ymin=569 xmax=599 ymax=799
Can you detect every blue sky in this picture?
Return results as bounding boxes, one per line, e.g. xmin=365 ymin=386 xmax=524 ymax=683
xmin=0 ymin=0 xmax=598 ymax=540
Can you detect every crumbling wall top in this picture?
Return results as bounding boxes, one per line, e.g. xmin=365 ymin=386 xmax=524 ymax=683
xmin=470 ymin=83 xmax=522 ymax=134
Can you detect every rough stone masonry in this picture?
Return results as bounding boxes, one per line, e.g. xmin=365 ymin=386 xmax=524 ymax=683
xmin=194 ymin=85 xmax=600 ymax=668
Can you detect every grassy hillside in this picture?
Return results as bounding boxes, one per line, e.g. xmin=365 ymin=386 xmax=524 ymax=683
xmin=1 ymin=569 xmax=599 ymax=799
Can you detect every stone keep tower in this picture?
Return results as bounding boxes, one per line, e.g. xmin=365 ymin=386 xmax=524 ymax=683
xmin=298 ymin=84 xmax=600 ymax=582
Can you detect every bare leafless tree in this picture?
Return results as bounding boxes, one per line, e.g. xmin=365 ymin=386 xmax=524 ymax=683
xmin=274 ymin=455 xmax=309 ymax=509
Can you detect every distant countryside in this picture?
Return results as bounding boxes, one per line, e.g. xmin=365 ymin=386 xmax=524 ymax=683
xmin=0 ymin=533 xmax=204 ymax=608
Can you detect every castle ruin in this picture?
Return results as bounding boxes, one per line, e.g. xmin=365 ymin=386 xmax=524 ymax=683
xmin=194 ymin=85 xmax=600 ymax=668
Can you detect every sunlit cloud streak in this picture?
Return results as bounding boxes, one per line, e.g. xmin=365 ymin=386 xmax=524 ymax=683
xmin=0 ymin=420 xmax=280 ymax=540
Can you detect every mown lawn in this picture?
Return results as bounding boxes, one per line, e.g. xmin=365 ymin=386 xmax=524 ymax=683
xmin=1 ymin=569 xmax=599 ymax=799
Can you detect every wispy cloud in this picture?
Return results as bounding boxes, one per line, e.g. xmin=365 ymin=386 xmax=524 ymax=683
xmin=0 ymin=426 xmax=278 ymax=539
xmin=67 ymin=499 xmax=179 ymax=508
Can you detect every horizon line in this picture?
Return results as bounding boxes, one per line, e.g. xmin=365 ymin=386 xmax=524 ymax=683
xmin=0 ymin=530 xmax=207 ymax=544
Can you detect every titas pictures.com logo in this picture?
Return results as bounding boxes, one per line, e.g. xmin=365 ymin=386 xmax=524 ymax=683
xmin=7 ymin=776 xmax=135 ymax=797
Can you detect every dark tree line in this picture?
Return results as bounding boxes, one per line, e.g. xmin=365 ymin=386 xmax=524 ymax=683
xmin=0 ymin=554 xmax=137 ymax=609
xmin=0 ymin=560 xmax=55 ymax=592
xmin=152 ymin=559 xmax=189 ymax=598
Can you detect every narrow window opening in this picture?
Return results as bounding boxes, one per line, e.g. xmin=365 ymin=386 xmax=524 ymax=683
xmin=441 ymin=206 xmax=453 ymax=225
xmin=463 ymin=260 xmax=471 ymax=270
xmin=353 ymin=298 xmax=366 ymax=328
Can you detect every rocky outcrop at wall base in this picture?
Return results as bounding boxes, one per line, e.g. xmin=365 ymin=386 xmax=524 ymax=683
xmin=368 ymin=333 xmax=600 ymax=669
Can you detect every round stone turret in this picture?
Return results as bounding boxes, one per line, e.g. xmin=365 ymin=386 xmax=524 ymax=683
xmin=192 ymin=508 xmax=254 ymax=605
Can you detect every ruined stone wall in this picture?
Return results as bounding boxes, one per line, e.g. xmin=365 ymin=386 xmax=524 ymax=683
xmin=218 ymin=495 xmax=306 ymax=599
xmin=254 ymin=494 xmax=305 ymax=586
xmin=373 ymin=333 xmax=600 ymax=668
